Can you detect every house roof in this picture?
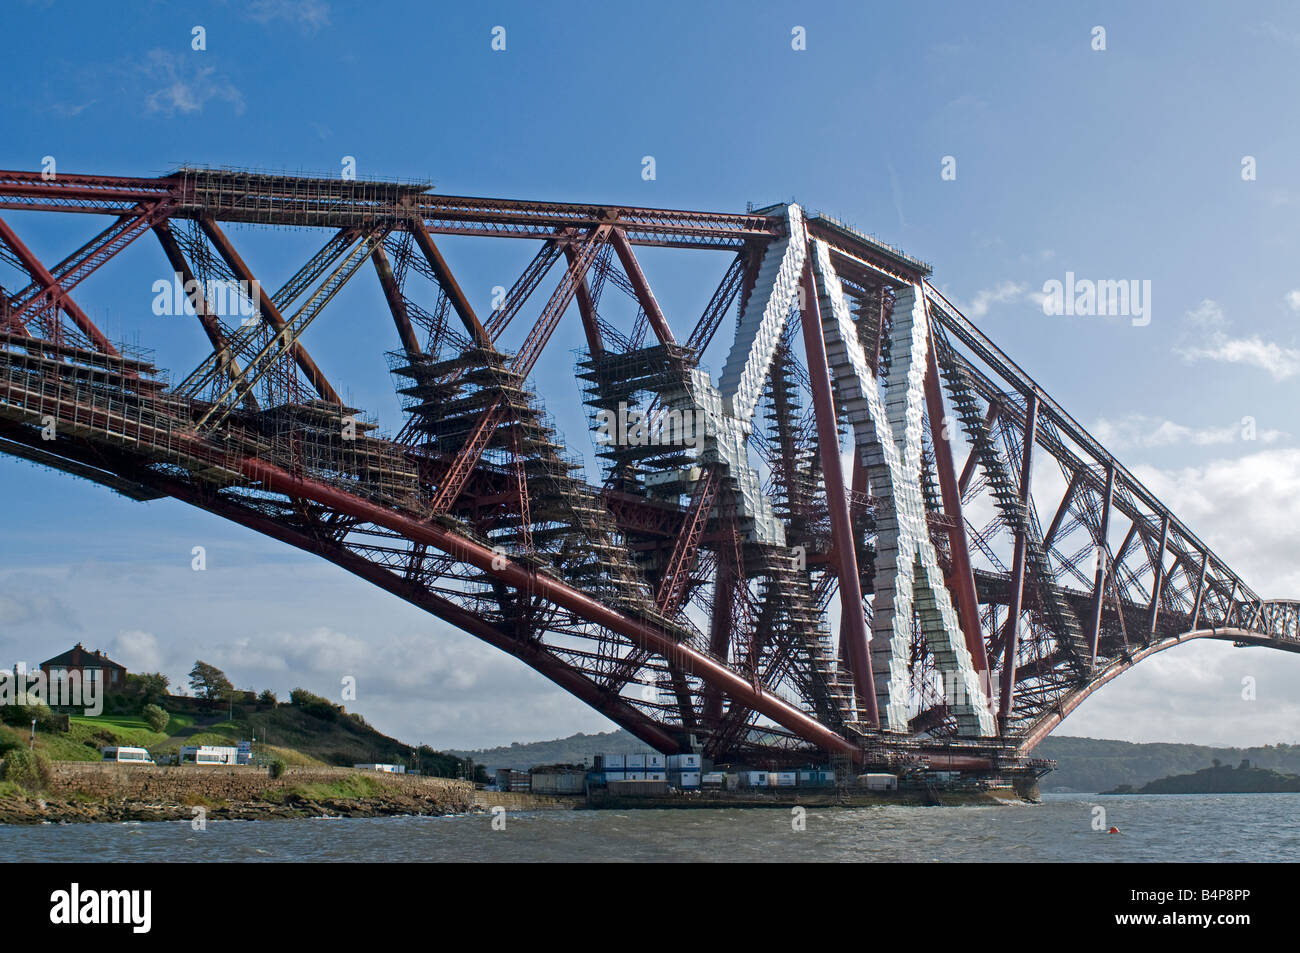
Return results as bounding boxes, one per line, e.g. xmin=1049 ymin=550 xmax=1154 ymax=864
xmin=41 ymin=642 xmax=127 ymax=671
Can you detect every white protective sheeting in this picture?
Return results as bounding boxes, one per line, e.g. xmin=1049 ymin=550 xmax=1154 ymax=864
xmin=812 ymin=239 xmax=995 ymax=736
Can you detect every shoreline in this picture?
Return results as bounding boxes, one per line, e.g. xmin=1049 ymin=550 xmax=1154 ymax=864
xmin=0 ymin=762 xmax=566 ymax=826
xmin=0 ymin=762 xmax=1039 ymax=825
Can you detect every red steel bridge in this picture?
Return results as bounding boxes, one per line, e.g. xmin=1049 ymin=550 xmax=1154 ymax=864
xmin=0 ymin=167 xmax=1295 ymax=773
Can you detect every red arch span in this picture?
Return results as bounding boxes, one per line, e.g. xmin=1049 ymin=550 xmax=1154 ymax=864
xmin=1015 ymin=627 xmax=1300 ymax=756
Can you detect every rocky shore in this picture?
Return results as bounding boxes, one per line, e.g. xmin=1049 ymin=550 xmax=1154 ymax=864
xmin=0 ymin=762 xmax=481 ymax=825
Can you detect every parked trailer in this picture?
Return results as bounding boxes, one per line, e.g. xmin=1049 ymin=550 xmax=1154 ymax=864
xmin=101 ymin=746 xmax=154 ymax=765
xmin=180 ymin=745 xmax=239 ymax=765
xmin=859 ymin=773 xmax=898 ymax=791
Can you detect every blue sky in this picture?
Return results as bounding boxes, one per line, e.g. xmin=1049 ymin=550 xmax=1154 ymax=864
xmin=2 ymin=1 xmax=1299 ymax=749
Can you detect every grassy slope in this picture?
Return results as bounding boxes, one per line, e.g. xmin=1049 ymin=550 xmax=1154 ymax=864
xmin=2 ymin=703 xmax=458 ymax=773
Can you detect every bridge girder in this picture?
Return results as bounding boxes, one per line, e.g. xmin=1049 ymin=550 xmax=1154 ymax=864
xmin=0 ymin=166 xmax=1294 ymax=770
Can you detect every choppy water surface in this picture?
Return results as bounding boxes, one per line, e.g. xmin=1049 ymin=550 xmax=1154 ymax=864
xmin=4 ymin=793 xmax=1297 ymax=862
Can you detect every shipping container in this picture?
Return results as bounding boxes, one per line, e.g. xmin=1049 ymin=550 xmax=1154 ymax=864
xmin=668 ymin=753 xmax=703 ymax=770
xmin=529 ymin=771 xmax=585 ymax=795
xmin=798 ymin=769 xmax=835 ymax=787
xmin=603 ymin=754 xmax=626 ymax=769
xmin=606 ymin=779 xmax=669 ymax=796
xmin=745 ymin=771 xmax=769 ymax=788
xmin=603 ymin=771 xmax=626 ymax=784
xmin=775 ymin=772 xmax=797 ymax=787
xmin=646 ymin=754 xmax=666 ymax=769
xmin=627 ymin=754 xmax=647 ymax=769
xmin=701 ymin=772 xmax=726 ymax=787
xmin=646 ymin=771 xmax=665 ymax=782
xmin=860 ymin=773 xmax=898 ymax=791
xmin=675 ymin=771 xmax=701 ymax=789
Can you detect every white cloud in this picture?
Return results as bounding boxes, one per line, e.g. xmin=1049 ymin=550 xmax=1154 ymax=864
xmin=1285 ymin=289 xmax=1300 ymax=313
xmin=1176 ymin=298 xmax=1300 ymax=381
xmin=246 ymin=0 xmax=331 ymax=30
xmin=113 ymin=630 xmax=162 ymax=673
xmin=1092 ymin=413 xmax=1285 ymax=450
xmin=1131 ymin=447 xmax=1300 ymax=598
xmin=960 ymin=280 xmax=1028 ymax=318
xmin=1186 ymin=298 xmax=1227 ymax=329
xmin=140 ymin=50 xmax=244 ymax=117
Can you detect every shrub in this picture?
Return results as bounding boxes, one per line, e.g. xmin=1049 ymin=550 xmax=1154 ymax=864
xmin=289 ymin=688 xmax=339 ymax=722
xmin=268 ymin=758 xmax=287 ymax=780
xmin=1 ymin=748 xmax=52 ymax=792
xmin=141 ymin=704 xmax=170 ymax=734
xmin=1 ymin=701 xmax=65 ymax=732
xmin=257 ymin=689 xmax=277 ymax=705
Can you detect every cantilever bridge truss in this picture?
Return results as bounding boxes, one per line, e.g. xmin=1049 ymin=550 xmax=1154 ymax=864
xmin=0 ymin=167 xmax=1296 ymax=771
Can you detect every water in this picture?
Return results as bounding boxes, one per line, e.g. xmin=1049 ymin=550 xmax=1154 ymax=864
xmin=4 ymin=793 xmax=1297 ymax=862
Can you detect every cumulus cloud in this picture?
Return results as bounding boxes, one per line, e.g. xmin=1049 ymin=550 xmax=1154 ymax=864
xmin=113 ymin=630 xmax=163 ymax=673
xmin=1131 ymin=448 xmax=1300 ymax=598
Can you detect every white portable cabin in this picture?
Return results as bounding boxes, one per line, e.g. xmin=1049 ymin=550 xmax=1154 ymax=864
xmin=101 ymin=746 xmax=154 ymax=764
xmin=860 ymin=773 xmax=898 ymax=791
xmin=180 ymin=744 xmax=239 ymax=765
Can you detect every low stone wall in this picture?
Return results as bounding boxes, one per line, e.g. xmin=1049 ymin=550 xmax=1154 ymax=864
xmin=471 ymin=790 xmax=574 ymax=812
xmin=44 ymin=761 xmax=472 ymax=803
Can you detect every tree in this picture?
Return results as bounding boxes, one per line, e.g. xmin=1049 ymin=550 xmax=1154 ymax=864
xmin=141 ymin=703 xmax=170 ymax=733
xmin=188 ymin=661 xmax=233 ymax=700
xmin=126 ymin=672 xmax=170 ymax=705
xmin=258 ymin=689 xmax=277 ymax=705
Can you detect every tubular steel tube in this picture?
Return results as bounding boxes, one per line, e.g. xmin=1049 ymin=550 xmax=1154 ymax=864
xmin=237 ymin=455 xmax=864 ymax=761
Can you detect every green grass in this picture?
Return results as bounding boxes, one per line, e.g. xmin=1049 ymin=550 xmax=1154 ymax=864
xmin=0 ymin=780 xmax=27 ymax=799
xmin=69 ymin=713 xmax=170 ymax=748
xmin=262 ymin=773 xmax=392 ymax=804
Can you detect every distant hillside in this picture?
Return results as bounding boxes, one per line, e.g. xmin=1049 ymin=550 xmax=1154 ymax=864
xmin=448 ymin=730 xmax=644 ymax=771
xmin=1103 ymin=761 xmax=1300 ymax=795
xmin=0 ymin=691 xmax=480 ymax=780
xmin=451 ymin=730 xmax=1300 ymax=791
xmin=1033 ymin=737 xmax=1300 ymax=793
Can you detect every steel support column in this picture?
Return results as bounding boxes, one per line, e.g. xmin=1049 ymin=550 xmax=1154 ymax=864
xmin=610 ymin=228 xmax=677 ymax=346
xmin=998 ymin=392 xmax=1038 ymax=730
xmin=409 ymin=224 xmax=491 ymax=347
xmin=1088 ymin=464 xmax=1115 ymax=665
xmin=924 ymin=328 xmax=990 ymax=683
xmin=371 ymin=244 xmax=422 ymax=357
xmin=237 ymin=454 xmax=863 ymax=760
xmin=0 ymin=213 xmax=116 ymax=352
xmin=197 ymin=215 xmax=342 ymax=404
xmin=798 ymin=260 xmax=878 ymax=726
